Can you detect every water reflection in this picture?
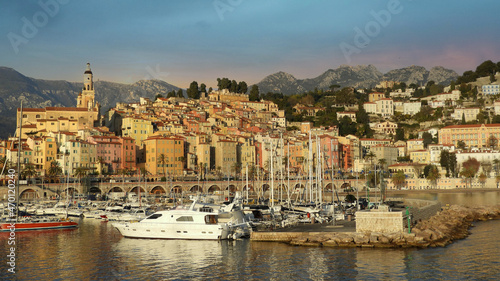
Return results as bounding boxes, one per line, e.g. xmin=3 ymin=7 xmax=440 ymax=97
xmin=401 ymin=191 xmax=500 ymax=206
xmin=1 ymin=192 xmax=499 ymax=280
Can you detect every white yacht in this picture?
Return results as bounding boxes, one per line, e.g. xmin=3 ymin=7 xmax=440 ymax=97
xmin=112 ymin=200 xmax=247 ymax=240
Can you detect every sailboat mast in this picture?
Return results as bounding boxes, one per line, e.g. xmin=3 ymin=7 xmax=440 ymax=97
xmin=308 ymin=132 xmax=312 ymax=203
xmin=287 ymin=140 xmax=290 ymax=208
xmin=16 ymin=101 xmax=23 ymax=218
xmin=270 ymin=140 xmax=274 ymax=209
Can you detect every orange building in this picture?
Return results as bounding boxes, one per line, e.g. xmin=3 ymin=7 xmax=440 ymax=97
xmin=144 ymin=136 xmax=185 ymax=177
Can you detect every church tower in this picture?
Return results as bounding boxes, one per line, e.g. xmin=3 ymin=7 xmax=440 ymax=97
xmin=77 ymin=62 xmax=96 ymax=110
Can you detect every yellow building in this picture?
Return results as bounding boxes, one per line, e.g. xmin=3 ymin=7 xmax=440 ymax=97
xmin=144 ymin=136 xmax=185 ymax=177
xmin=121 ymin=116 xmax=154 ymax=146
xmin=409 ymin=149 xmax=430 ymax=164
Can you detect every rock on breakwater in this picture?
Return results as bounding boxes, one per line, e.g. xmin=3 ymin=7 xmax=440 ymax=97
xmin=250 ymin=205 xmax=500 ymax=248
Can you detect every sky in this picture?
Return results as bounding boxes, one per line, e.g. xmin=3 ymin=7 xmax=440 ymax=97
xmin=1 ymin=0 xmax=500 ymax=89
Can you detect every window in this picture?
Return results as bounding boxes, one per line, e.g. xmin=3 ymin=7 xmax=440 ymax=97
xmin=176 ymin=216 xmax=194 ymax=222
xmin=146 ymin=214 xmax=162 ymax=220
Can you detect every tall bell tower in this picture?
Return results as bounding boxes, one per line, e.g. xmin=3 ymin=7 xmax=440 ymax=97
xmin=77 ymin=62 xmax=96 ymax=110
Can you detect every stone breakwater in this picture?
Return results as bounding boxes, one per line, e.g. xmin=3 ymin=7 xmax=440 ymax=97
xmin=251 ymin=205 xmax=500 ymax=248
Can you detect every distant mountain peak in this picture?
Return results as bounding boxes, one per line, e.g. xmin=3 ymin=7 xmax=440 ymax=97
xmin=256 ymin=64 xmax=458 ymax=95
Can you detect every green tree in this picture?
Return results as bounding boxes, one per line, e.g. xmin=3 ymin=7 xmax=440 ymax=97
xmin=440 ymin=150 xmax=457 ymax=177
xmin=378 ymin=158 xmax=387 ymax=171
xmin=249 ymin=85 xmax=260 ymax=101
xmin=47 ymin=160 xmax=62 ymax=181
xmin=230 ymin=80 xmax=238 ymax=93
xmin=187 ymin=81 xmax=200 ymax=99
xmin=157 ymin=153 xmax=168 ymax=178
xmin=395 ymin=128 xmax=405 ymax=141
xmin=21 ymin=163 xmax=37 ymax=183
xmin=238 ymin=81 xmax=248 ymax=94
xmin=200 ymin=83 xmax=207 ymax=94
xmin=392 ymin=170 xmax=406 ymax=190
xmin=490 ymin=74 xmax=497 ymax=83
xmin=426 ymin=165 xmax=440 ymax=188
xmin=167 ymin=90 xmax=176 ymax=98
xmin=422 ymin=132 xmax=433 ymax=148
xmin=460 ymin=158 xmax=481 ymax=188
xmin=154 ymin=94 xmax=163 ymax=101
xmin=457 ymin=140 xmax=466 ymax=150
xmin=365 ymin=151 xmax=376 ymax=169
xmin=476 ymin=60 xmax=497 ymax=77
xmin=338 ymin=116 xmax=356 ymax=136
xmin=177 ymin=89 xmax=184 ymax=98
xmin=217 ymin=78 xmax=231 ymax=90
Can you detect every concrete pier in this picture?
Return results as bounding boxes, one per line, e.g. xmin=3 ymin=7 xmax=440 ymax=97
xmin=250 ymin=205 xmax=500 ymax=248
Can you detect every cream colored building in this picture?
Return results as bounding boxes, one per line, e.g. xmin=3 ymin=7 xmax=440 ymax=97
xmin=16 ymin=63 xmax=100 ymax=138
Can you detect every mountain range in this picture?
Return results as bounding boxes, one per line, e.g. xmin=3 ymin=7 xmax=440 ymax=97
xmin=255 ymin=65 xmax=458 ymax=94
xmin=0 ymin=64 xmax=458 ymax=138
xmin=0 ymin=66 xmax=179 ymax=138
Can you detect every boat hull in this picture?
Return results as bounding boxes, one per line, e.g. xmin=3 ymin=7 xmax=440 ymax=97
xmin=113 ymin=222 xmax=230 ymax=240
xmin=0 ymin=221 xmax=78 ymax=232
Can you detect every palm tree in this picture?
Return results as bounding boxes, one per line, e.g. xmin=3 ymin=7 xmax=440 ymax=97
xmin=216 ymin=166 xmax=222 ymax=180
xmin=22 ymin=163 xmax=37 ymax=185
xmin=97 ymin=156 xmax=105 ymax=175
xmin=378 ymin=158 xmax=387 ymax=171
xmin=157 ymin=153 xmax=168 ymax=179
xmin=392 ymin=170 xmax=406 ymax=190
xmin=232 ymin=162 xmax=242 ymax=180
xmin=47 ymin=160 xmax=62 ymax=181
xmin=365 ymin=151 xmax=376 ymax=169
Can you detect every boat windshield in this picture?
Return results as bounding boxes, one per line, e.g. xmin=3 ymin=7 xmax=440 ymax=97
xmin=145 ymin=214 xmax=162 ymax=220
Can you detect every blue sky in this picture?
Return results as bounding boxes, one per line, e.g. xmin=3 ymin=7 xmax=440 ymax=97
xmin=1 ymin=0 xmax=500 ymax=88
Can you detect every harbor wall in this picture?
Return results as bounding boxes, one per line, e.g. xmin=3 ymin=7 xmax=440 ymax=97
xmin=404 ymin=199 xmax=442 ymax=223
xmin=355 ymin=210 xmax=404 ymax=233
xmin=251 ymin=205 xmax=500 ymax=248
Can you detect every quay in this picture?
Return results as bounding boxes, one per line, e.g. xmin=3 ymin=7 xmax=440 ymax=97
xmin=251 ymin=203 xmax=500 ymax=248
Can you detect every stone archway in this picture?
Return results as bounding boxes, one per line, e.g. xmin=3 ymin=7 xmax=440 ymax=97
xmin=151 ymin=186 xmax=166 ymax=196
xmin=190 ymin=185 xmax=202 ymax=193
xmin=130 ymin=186 xmax=145 ymax=194
xmin=110 ymin=186 xmax=124 ymax=192
xmin=89 ymin=186 xmax=101 ymax=194
xmin=340 ymin=182 xmax=352 ymax=192
xmin=207 ymin=185 xmax=220 ymax=193
xmin=226 ymin=184 xmax=237 ymax=193
xmin=20 ymin=189 xmax=38 ymax=200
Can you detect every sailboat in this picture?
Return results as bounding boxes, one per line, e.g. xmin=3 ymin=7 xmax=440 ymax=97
xmin=0 ymin=102 xmax=78 ymax=232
